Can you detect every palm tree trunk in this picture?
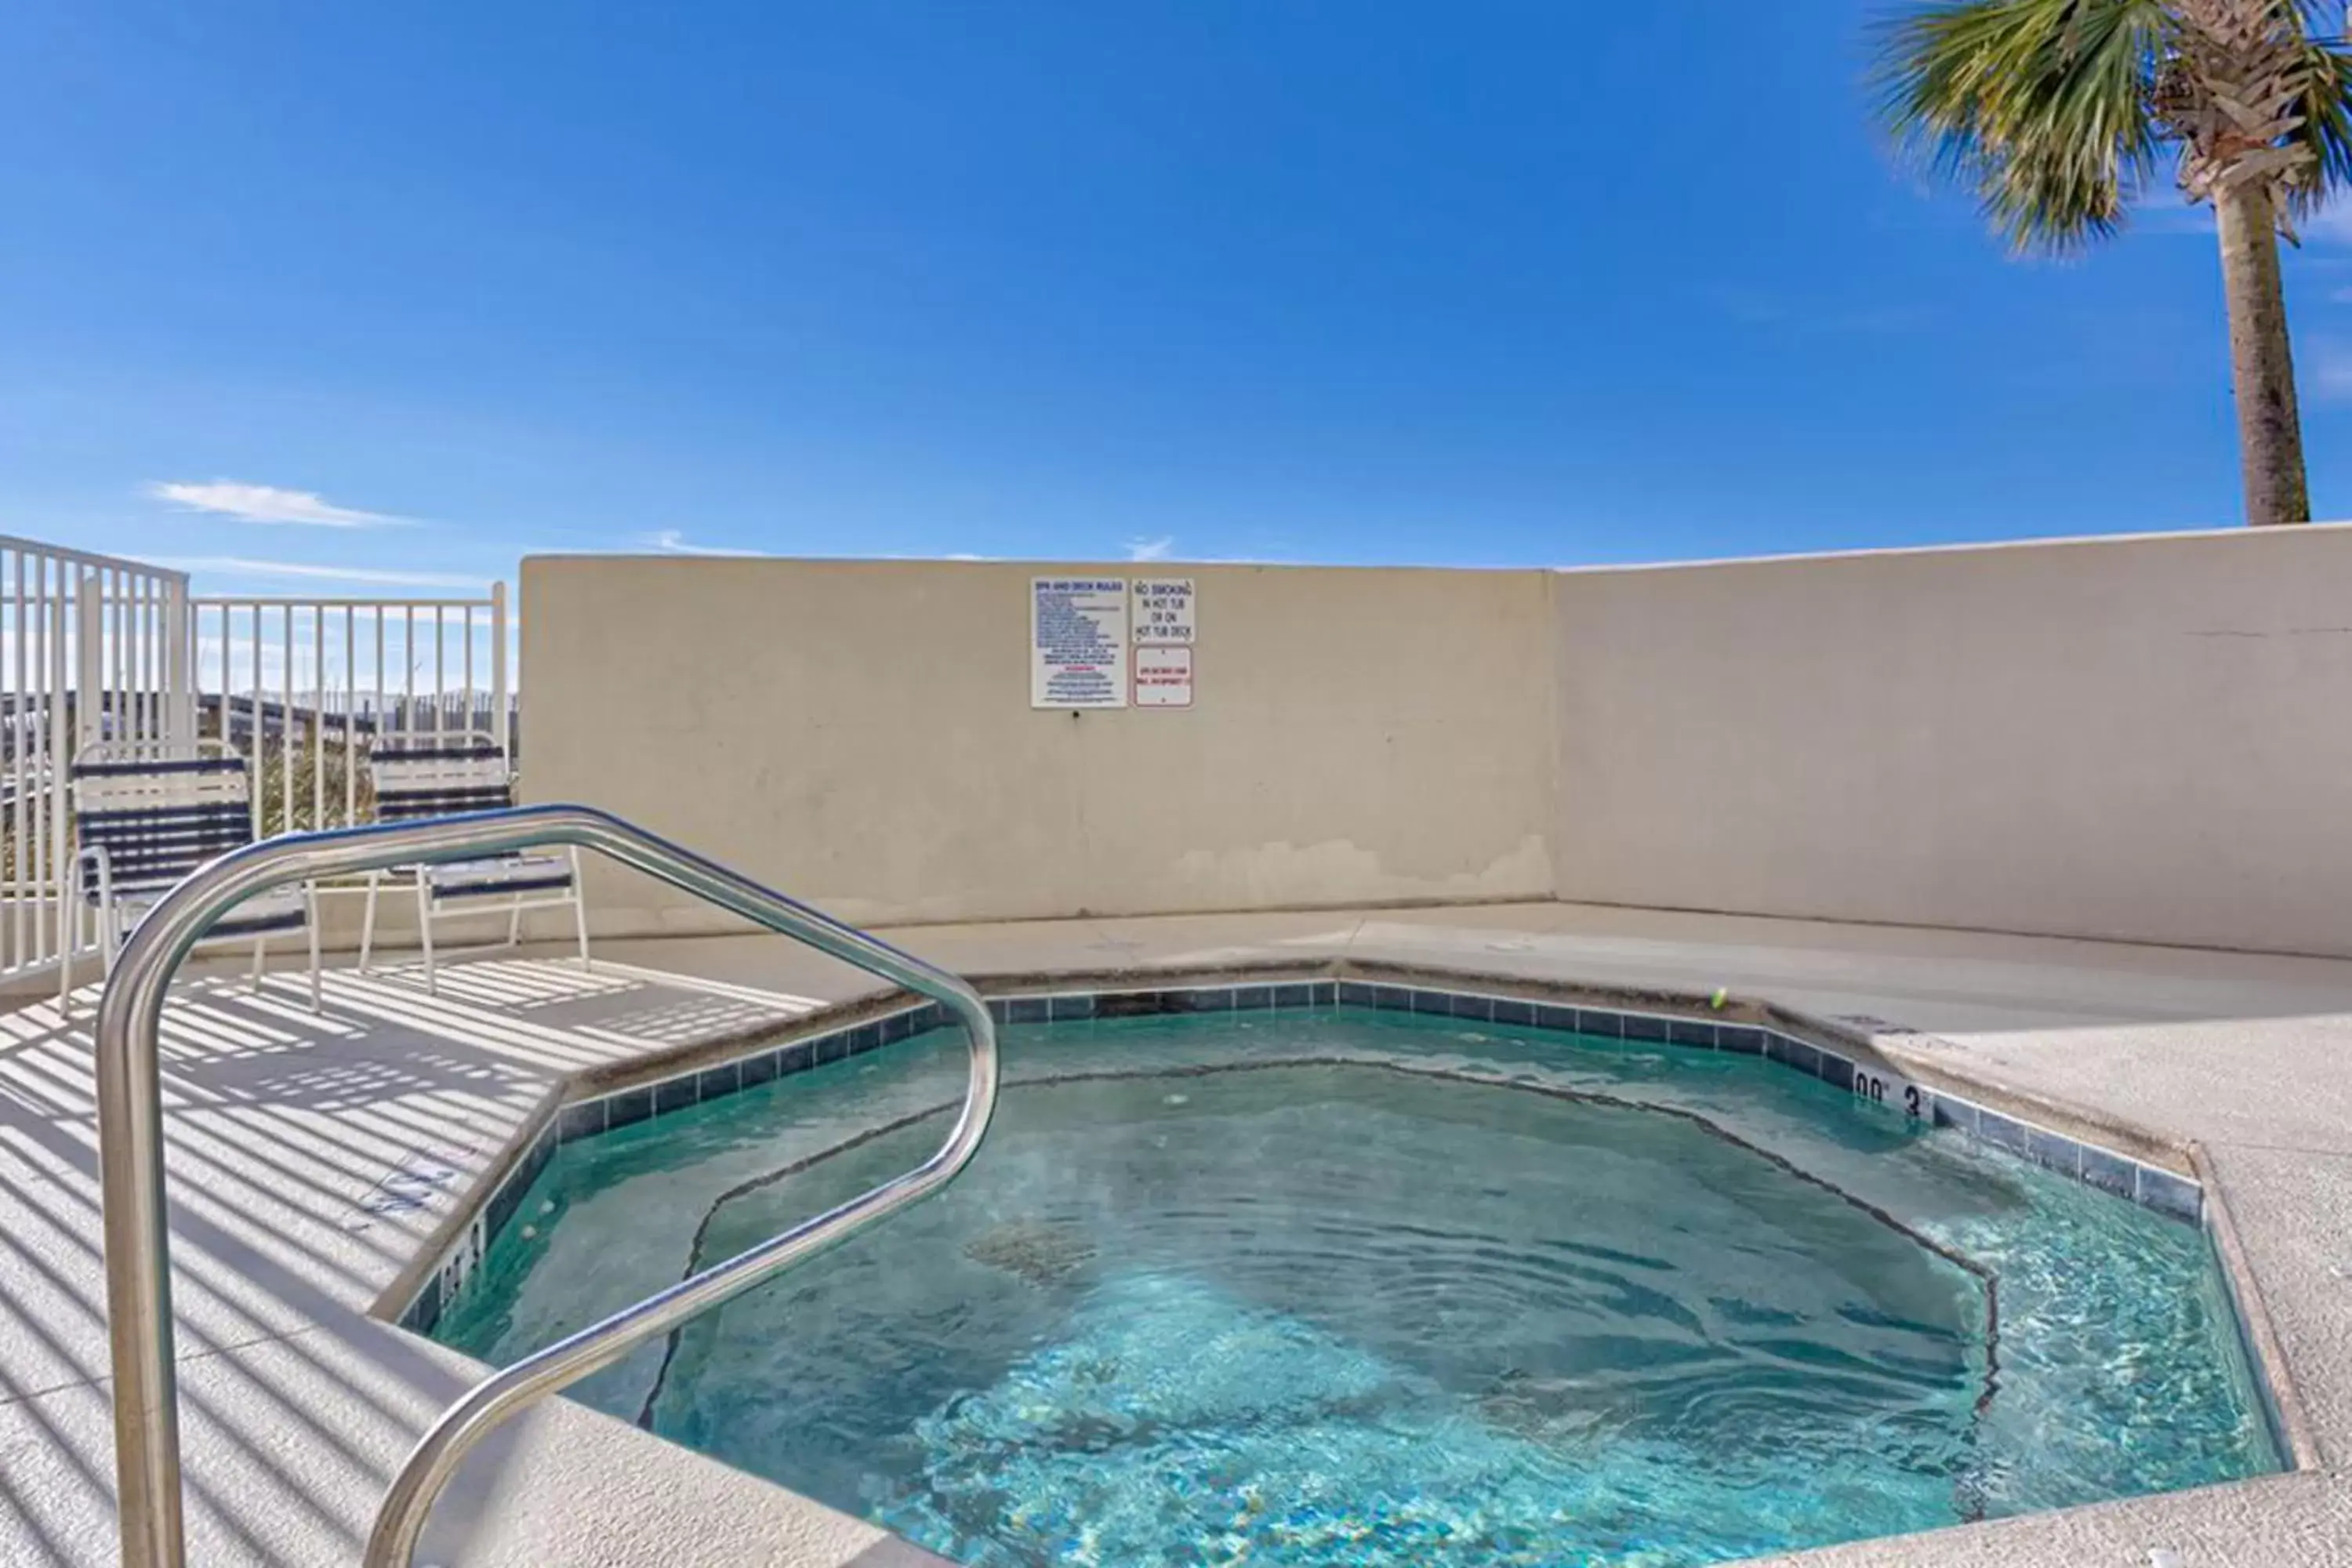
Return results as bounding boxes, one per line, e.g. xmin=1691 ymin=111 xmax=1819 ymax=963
xmin=2212 ymin=180 xmax=2310 ymax=526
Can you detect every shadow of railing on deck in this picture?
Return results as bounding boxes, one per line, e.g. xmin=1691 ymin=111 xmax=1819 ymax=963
xmin=0 ymin=956 xmax=823 ymax=1563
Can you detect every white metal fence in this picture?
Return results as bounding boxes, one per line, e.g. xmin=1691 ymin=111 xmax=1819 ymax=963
xmin=0 ymin=536 xmax=191 ymax=980
xmin=191 ymin=587 xmax=511 ymax=839
xmin=0 ymin=532 xmax=514 ymax=987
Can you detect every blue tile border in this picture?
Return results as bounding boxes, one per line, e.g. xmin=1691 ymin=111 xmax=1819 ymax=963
xmin=396 ymin=996 xmax=949 ymax=1333
xmin=1283 ymin=978 xmax=2202 ymax=1230
xmin=397 ymin=1112 xmax=558 ymax=1335
xmin=1931 ymin=1096 xmax=1979 ymax=1138
xmin=1976 ymin=1108 xmax=2029 ymax=1157
xmin=1769 ymin=1034 xmax=1824 ymax=1079
xmin=2138 ymin=1165 xmax=2203 ymax=1224
xmin=397 ymin=972 xmax=2207 ymax=1334
xmin=2027 ymin=1126 xmax=2082 ymax=1179
xmin=605 ymin=1085 xmax=653 ymax=1131
xmin=2080 ymin=1144 xmax=2136 ymax=1200
xmin=1716 ymin=1025 xmax=1764 ymax=1055
xmin=1813 ymin=1051 xmax=1857 ymax=1096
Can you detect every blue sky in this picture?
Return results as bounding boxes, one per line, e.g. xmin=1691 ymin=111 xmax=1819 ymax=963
xmin=8 ymin=1 xmax=2352 ymax=597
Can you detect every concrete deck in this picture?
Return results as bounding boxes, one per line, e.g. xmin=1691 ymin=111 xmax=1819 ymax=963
xmin=7 ymin=902 xmax=2351 ymax=1566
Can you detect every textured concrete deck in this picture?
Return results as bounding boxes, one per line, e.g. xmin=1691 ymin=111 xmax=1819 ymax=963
xmin=5 ymin=902 xmax=2351 ymax=1566
xmin=0 ymin=955 xmax=946 ymax=1567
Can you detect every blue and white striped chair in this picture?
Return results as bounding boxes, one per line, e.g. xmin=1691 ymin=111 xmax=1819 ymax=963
xmin=63 ymin=741 xmax=321 ymax=1008
xmin=358 ymin=733 xmax=588 ymax=995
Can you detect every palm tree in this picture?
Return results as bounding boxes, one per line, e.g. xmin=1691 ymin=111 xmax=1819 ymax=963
xmin=1876 ymin=2 xmax=2352 ymax=525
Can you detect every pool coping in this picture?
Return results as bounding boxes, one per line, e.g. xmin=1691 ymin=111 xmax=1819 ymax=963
xmin=2192 ymin=1140 xmax=2323 ymax=1472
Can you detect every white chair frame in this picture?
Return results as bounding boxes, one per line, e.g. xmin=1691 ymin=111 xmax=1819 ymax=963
xmin=357 ymin=732 xmax=589 ymax=995
xmin=61 ymin=739 xmax=321 ymax=1011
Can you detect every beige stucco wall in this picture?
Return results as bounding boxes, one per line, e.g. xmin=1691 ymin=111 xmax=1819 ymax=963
xmin=1552 ymin=523 xmax=2352 ymax=956
xmin=524 ymin=526 xmax=2352 ymax=956
xmin=520 ymin=557 xmax=1559 ymax=932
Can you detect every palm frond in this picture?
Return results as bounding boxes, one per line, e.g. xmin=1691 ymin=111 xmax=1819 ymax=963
xmin=1874 ymin=0 xmax=2172 ymax=252
xmin=2281 ymin=27 xmax=2352 ymax=216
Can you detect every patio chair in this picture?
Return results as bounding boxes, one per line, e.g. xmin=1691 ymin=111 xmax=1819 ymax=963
xmin=358 ymin=732 xmax=588 ymax=995
xmin=62 ymin=740 xmax=321 ymax=1009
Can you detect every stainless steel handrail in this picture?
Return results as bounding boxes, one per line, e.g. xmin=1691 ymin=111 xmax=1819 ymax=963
xmin=91 ymin=804 xmax=1001 ymax=1568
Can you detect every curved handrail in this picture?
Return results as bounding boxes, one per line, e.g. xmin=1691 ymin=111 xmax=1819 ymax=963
xmin=90 ymin=804 xmax=1001 ymax=1568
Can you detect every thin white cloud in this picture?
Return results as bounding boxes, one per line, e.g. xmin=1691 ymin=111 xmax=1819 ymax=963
xmin=638 ymin=528 xmax=759 ymax=557
xmin=2136 ymin=205 xmax=2217 ymax=238
xmin=2308 ymin=200 xmax=2352 ymax=249
xmin=2313 ymin=345 xmax=2352 ymax=402
xmin=1125 ymin=535 xmax=1177 ymax=562
xmin=155 ymin=556 xmax=488 ymax=589
xmin=146 ymin=479 xmax=410 ymax=528
xmin=2143 ymin=194 xmax=2352 ymax=245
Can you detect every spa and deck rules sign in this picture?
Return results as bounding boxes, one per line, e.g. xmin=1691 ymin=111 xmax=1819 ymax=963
xmin=1031 ymin=578 xmax=1130 ymax=708
xmin=1031 ymin=575 xmax=1196 ymax=709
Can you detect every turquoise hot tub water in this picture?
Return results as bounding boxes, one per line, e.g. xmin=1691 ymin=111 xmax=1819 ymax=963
xmin=432 ymin=1006 xmax=2279 ymax=1566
